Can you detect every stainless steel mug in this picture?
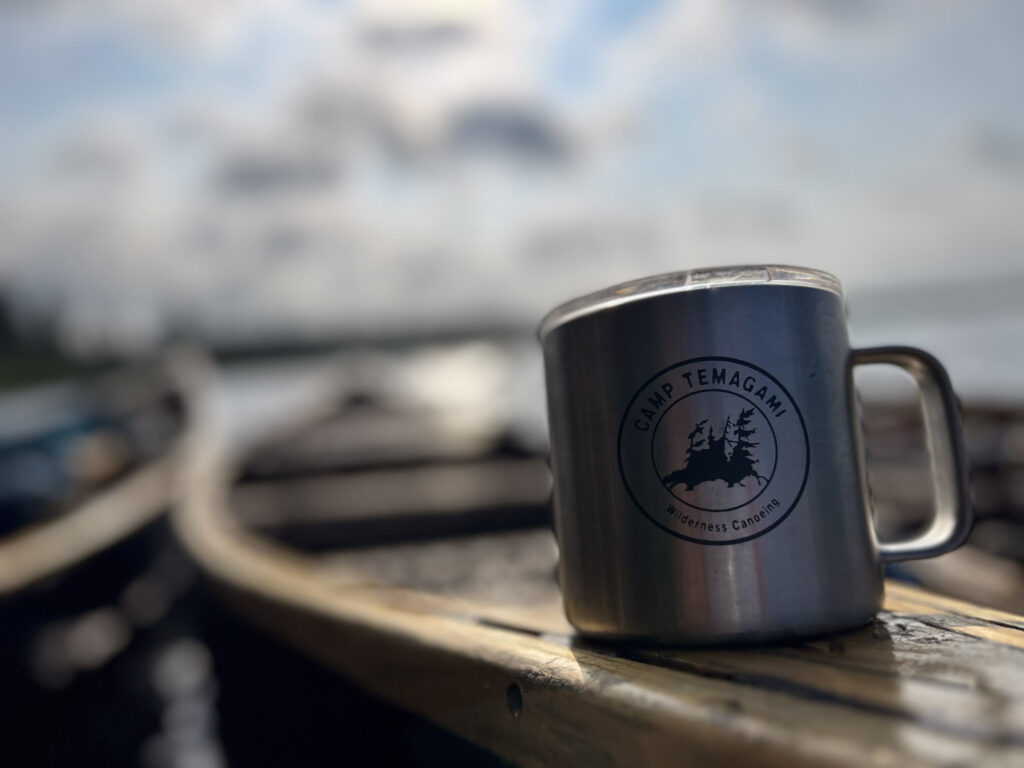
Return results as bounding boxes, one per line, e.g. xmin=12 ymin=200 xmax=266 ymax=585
xmin=540 ymin=265 xmax=972 ymax=643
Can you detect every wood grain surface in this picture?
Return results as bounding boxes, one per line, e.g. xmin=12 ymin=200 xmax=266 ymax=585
xmin=175 ymin=449 xmax=1024 ymax=767
xmin=170 ymin=355 xmax=1024 ymax=767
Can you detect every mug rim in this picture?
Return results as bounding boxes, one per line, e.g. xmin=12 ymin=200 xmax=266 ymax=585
xmin=538 ymin=264 xmax=842 ymax=340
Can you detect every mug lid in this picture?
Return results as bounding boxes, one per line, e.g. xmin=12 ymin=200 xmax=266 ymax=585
xmin=538 ymin=264 xmax=842 ymax=340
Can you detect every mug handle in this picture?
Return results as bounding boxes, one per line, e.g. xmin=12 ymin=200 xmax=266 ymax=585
xmin=851 ymin=346 xmax=973 ymax=562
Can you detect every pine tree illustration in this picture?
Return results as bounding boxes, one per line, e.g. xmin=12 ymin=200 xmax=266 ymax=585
xmin=662 ymin=419 xmax=706 ymax=490
xmin=687 ymin=420 xmax=707 ymax=454
xmin=726 ymin=407 xmax=767 ymax=487
xmin=662 ymin=410 xmax=767 ymax=491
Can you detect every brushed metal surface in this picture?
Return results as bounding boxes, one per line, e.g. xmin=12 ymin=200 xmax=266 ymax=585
xmin=542 ymin=279 xmax=882 ymax=643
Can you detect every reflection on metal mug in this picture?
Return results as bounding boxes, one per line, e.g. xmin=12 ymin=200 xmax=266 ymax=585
xmin=540 ymin=265 xmax=972 ymax=644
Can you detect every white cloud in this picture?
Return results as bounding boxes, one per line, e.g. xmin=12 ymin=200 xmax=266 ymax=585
xmin=0 ymin=0 xmax=1021 ymax=359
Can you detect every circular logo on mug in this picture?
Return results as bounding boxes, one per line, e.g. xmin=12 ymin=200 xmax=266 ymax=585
xmin=617 ymin=357 xmax=809 ymax=545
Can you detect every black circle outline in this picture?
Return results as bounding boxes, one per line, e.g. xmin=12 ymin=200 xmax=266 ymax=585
xmin=650 ymin=389 xmax=779 ymax=512
xmin=617 ymin=356 xmax=810 ymax=546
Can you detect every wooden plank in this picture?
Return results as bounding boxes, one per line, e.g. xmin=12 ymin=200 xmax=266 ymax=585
xmin=884 ymin=580 xmax=1024 ymax=631
xmin=0 ymin=454 xmax=175 ymax=596
xmin=168 ymin=354 xmax=1024 ymax=767
xmin=174 ymin=441 xmax=1024 ymax=767
xmin=230 ymin=459 xmax=551 ymax=550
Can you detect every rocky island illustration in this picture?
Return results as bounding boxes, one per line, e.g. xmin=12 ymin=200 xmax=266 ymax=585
xmin=661 ymin=408 xmax=768 ymax=492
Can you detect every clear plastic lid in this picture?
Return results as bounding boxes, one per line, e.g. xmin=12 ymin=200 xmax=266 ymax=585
xmin=539 ymin=265 xmax=842 ymax=339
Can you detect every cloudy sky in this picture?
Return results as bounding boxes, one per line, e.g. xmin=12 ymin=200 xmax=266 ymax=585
xmin=0 ymin=0 xmax=1022 ymax=370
